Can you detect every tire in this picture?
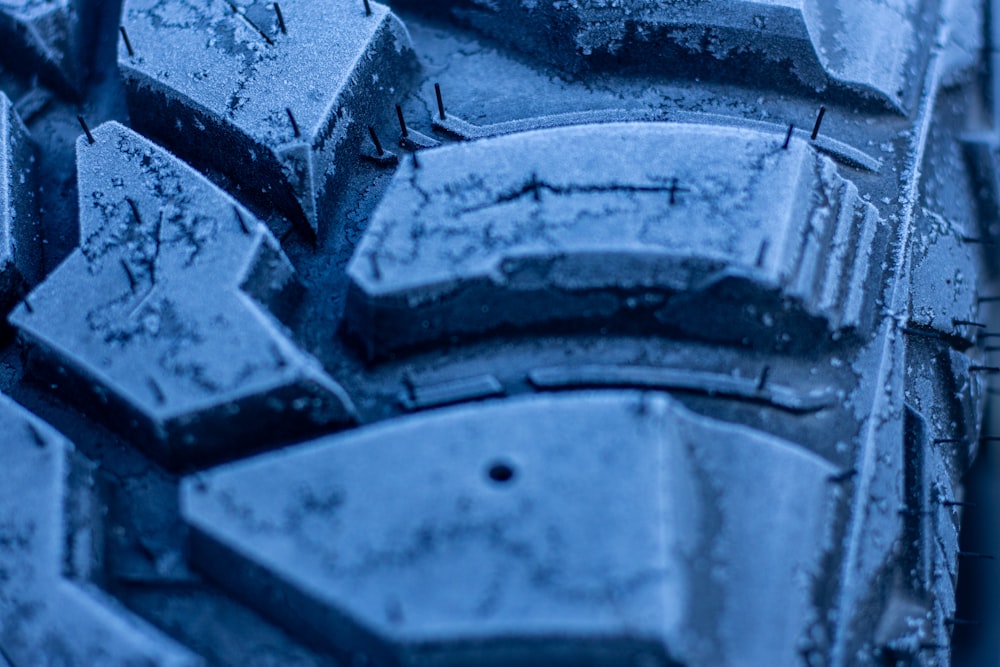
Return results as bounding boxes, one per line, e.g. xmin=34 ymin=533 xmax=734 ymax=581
xmin=0 ymin=0 xmax=992 ymax=666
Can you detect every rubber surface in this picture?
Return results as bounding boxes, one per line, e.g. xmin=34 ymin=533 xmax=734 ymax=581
xmin=0 ymin=0 xmax=995 ymax=665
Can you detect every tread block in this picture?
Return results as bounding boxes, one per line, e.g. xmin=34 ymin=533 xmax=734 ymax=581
xmin=9 ymin=122 xmax=355 ymax=468
xmin=0 ymin=393 xmax=201 ymax=666
xmin=908 ymin=209 xmax=979 ymax=341
xmin=944 ymin=348 xmax=984 ymax=476
xmin=0 ymin=0 xmax=90 ymax=94
xmin=408 ymin=0 xmax=925 ymax=110
xmin=346 ymin=122 xmax=884 ymax=357
xmin=119 ymin=0 xmax=416 ymax=234
xmin=0 ymin=92 xmax=40 ymax=320
xmin=183 ymin=391 xmax=838 ymax=666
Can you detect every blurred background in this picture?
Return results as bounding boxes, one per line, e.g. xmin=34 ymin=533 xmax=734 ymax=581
xmin=952 ymin=398 xmax=1000 ymax=665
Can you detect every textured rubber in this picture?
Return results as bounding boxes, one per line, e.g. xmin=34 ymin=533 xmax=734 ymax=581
xmin=0 ymin=91 xmax=40 ymax=321
xmin=0 ymin=393 xmax=201 ymax=666
xmin=9 ymin=121 xmax=355 ymax=468
xmin=0 ymin=0 xmax=995 ymax=665
xmin=183 ymin=391 xmax=840 ymax=667
xmin=344 ymin=122 xmax=886 ymax=357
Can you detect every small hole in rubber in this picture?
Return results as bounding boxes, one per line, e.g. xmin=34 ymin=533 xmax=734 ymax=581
xmin=487 ymin=461 xmax=515 ymax=484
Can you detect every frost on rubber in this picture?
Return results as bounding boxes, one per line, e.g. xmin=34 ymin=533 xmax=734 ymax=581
xmin=9 ymin=122 xmax=355 ymax=468
xmin=0 ymin=91 xmax=40 ymax=324
xmin=0 ymin=393 xmax=202 ymax=667
xmin=182 ymin=391 xmax=837 ymax=667
xmin=401 ymin=0 xmax=927 ymax=110
xmin=0 ymin=0 xmax=93 ymax=95
xmin=346 ymin=123 xmax=886 ymax=358
xmin=0 ymin=0 xmax=989 ymax=664
xmin=908 ymin=209 xmax=979 ymax=339
xmin=118 ymin=0 xmax=417 ymax=234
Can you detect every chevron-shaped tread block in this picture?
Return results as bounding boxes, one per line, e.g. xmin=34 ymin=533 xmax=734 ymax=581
xmin=10 ymin=122 xmax=355 ymax=467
